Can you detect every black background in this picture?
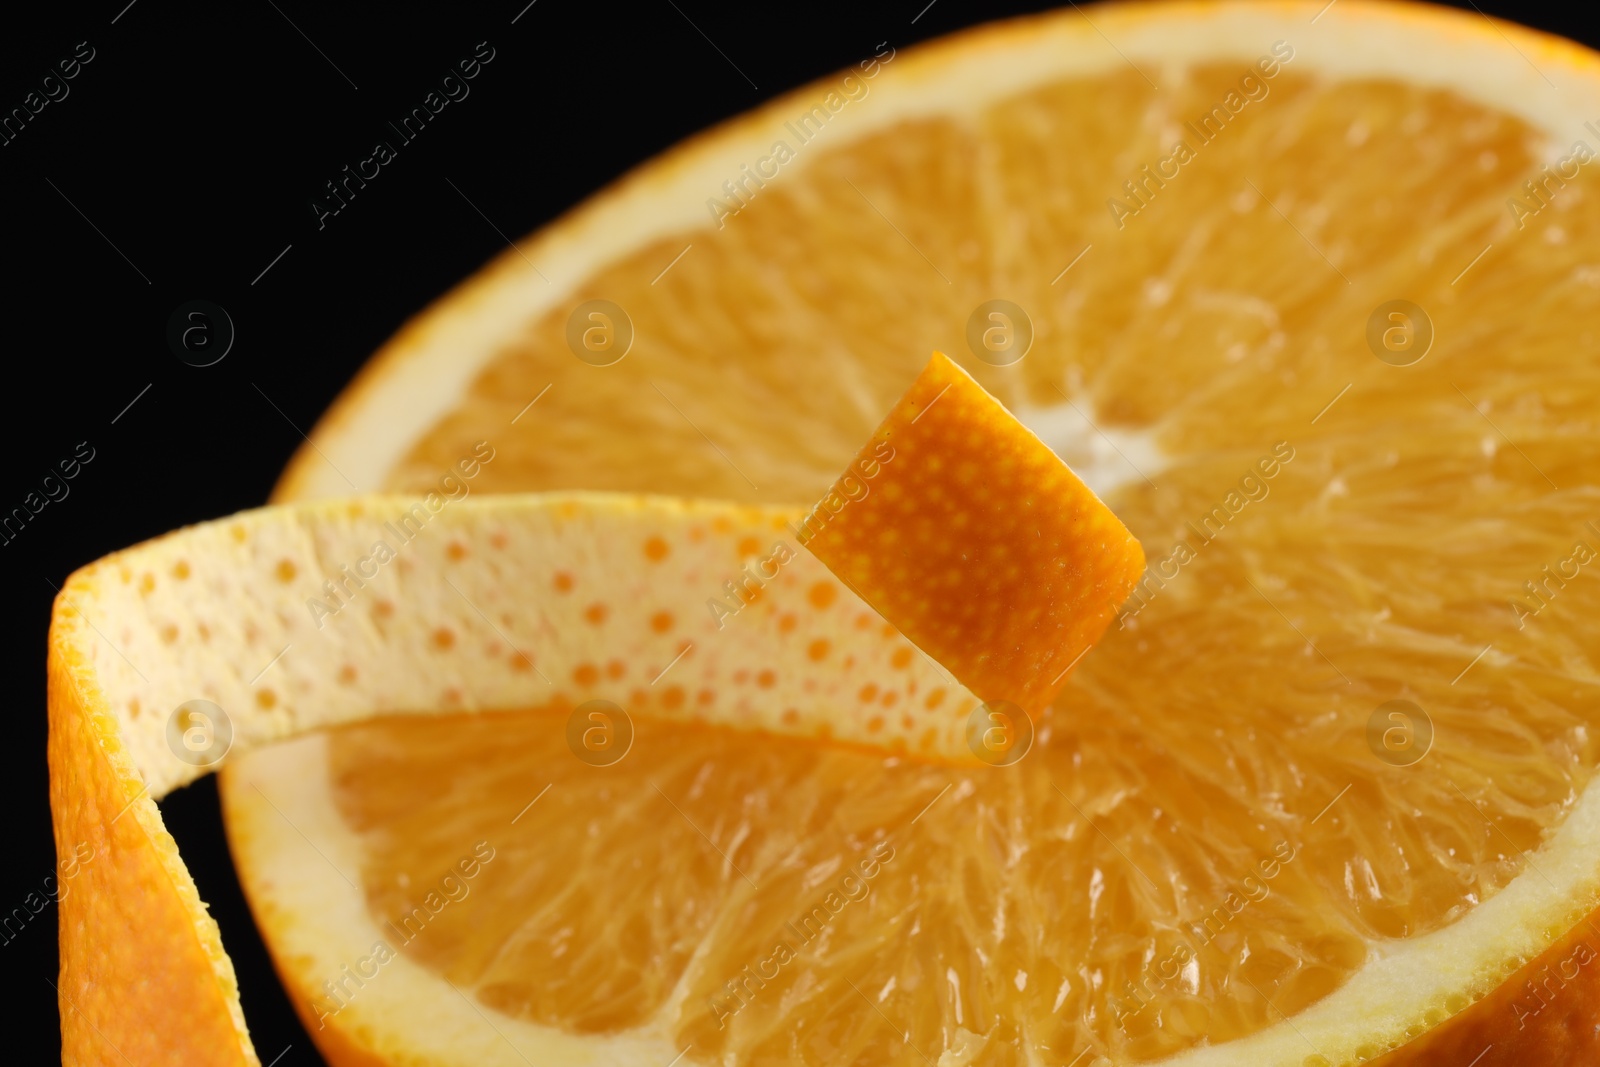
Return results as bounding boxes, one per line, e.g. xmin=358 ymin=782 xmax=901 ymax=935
xmin=4 ymin=2 xmax=1596 ymax=1062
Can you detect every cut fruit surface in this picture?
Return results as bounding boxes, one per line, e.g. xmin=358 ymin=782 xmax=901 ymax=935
xmin=49 ymin=2 xmax=1600 ymax=1066
xmin=803 ymin=351 xmax=1145 ymax=719
xmin=237 ymin=0 xmax=1600 ymax=1058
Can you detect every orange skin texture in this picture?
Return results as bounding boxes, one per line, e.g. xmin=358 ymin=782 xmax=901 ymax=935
xmin=49 ymin=627 xmax=255 ymax=1067
xmin=1369 ymin=905 xmax=1600 ymax=1067
xmin=803 ymin=352 xmax=1146 ymax=720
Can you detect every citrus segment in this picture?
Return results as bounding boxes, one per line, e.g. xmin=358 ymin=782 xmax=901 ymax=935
xmin=802 ymin=351 xmax=1144 ymax=718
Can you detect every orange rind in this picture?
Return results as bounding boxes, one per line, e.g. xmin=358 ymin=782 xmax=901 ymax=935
xmin=801 ymin=352 xmax=1144 ymax=720
xmin=48 ymin=493 xmax=993 ymax=1062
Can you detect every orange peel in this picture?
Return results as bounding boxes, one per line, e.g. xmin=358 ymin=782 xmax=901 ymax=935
xmin=801 ymin=352 xmax=1145 ymax=720
xmin=47 ymin=493 xmax=994 ymax=1063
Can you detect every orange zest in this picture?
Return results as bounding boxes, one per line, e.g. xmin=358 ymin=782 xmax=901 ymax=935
xmin=801 ymin=352 xmax=1144 ymax=719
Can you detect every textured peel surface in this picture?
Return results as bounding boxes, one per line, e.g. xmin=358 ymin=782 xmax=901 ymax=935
xmin=803 ymin=351 xmax=1144 ymax=720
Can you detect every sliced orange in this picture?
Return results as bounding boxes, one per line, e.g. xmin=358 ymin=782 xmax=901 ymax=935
xmin=50 ymin=1 xmax=1600 ymax=1065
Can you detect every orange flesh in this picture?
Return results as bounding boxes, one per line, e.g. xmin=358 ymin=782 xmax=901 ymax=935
xmin=325 ymin=680 xmax=1573 ymax=1065
xmin=801 ymin=352 xmax=1143 ymax=718
xmin=327 ymin=62 xmax=1600 ymax=1063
